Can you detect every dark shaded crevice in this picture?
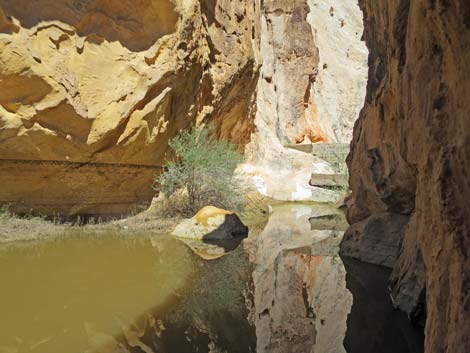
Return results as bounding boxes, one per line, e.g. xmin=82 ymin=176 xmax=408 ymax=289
xmin=393 ymin=0 xmax=411 ymax=73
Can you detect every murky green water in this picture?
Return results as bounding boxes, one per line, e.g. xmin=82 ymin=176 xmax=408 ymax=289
xmin=0 ymin=204 xmax=423 ymax=353
xmin=0 ymin=234 xmax=253 ymax=353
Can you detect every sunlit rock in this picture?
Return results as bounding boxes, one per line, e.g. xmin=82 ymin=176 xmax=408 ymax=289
xmin=0 ymin=0 xmax=369 ymax=213
xmin=0 ymin=0 xmax=259 ymax=217
xmin=172 ymin=206 xmax=248 ymax=240
xmin=239 ymin=0 xmax=368 ymax=202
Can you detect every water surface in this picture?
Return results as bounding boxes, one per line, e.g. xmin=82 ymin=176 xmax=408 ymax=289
xmin=0 ymin=204 xmax=423 ymax=353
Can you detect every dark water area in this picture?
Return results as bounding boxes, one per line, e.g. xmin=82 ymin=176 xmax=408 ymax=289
xmin=126 ymin=245 xmax=256 ymax=353
xmin=0 ymin=204 xmax=424 ymax=353
xmin=342 ymin=259 xmax=425 ymax=353
xmin=125 ymin=247 xmax=256 ymax=353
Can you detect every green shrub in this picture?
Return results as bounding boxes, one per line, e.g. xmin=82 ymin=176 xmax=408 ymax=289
xmin=0 ymin=204 xmax=11 ymax=219
xmin=154 ymin=126 xmax=244 ymax=216
xmin=330 ymin=149 xmax=349 ymax=178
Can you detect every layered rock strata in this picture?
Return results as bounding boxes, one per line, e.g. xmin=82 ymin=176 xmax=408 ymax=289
xmin=341 ymin=1 xmax=470 ymax=352
xmin=0 ymin=0 xmax=368 ymax=215
xmin=0 ymin=0 xmax=259 ymax=216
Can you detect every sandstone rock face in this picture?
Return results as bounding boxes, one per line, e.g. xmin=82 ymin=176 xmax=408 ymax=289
xmin=0 ymin=0 xmax=368 ymax=215
xmin=0 ymin=0 xmax=259 ymax=216
xmin=341 ymin=212 xmax=409 ymax=268
xmin=308 ymin=0 xmax=368 ymax=143
xmin=0 ymin=0 xmax=180 ymax=51
xmin=238 ymin=0 xmax=368 ymax=203
xmin=341 ymin=1 xmax=470 ymax=352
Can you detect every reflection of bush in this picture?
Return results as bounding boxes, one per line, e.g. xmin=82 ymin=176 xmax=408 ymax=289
xmin=118 ymin=247 xmax=256 ymax=352
xmin=150 ymin=236 xmax=198 ymax=300
xmin=172 ymin=248 xmax=250 ymax=316
xmin=159 ymin=248 xmax=256 ymax=352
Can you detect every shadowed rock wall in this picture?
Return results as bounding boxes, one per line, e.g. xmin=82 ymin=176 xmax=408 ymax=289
xmin=341 ymin=1 xmax=470 ymax=352
xmin=0 ymin=0 xmax=179 ymax=51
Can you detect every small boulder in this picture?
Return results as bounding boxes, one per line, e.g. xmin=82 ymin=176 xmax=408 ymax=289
xmin=172 ymin=206 xmax=248 ymax=240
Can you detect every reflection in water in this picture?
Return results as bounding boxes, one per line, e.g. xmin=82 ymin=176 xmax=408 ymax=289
xmin=0 ymin=235 xmax=194 ymax=353
xmin=177 ymin=236 xmax=247 ymax=261
xmin=342 ymin=258 xmax=424 ymax=353
xmin=309 ymin=213 xmax=349 ymax=231
xmin=122 ymin=247 xmax=256 ymax=353
xmin=0 ymin=204 xmax=423 ymax=353
xmin=0 ymin=233 xmax=255 ymax=353
xmin=245 ymin=203 xmax=351 ymax=353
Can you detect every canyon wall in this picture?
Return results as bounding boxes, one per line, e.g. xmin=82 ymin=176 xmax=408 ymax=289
xmin=0 ymin=0 xmax=259 ymax=216
xmin=239 ymin=0 xmax=368 ymax=203
xmin=308 ymin=1 xmax=368 ymax=143
xmin=0 ymin=0 xmax=368 ymax=215
xmin=2 ymin=0 xmax=468 ymax=351
xmin=341 ymin=1 xmax=470 ymax=352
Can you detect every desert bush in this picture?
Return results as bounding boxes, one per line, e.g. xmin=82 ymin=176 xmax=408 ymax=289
xmin=330 ymin=149 xmax=349 ymax=177
xmin=0 ymin=204 xmax=11 ymax=219
xmin=154 ymin=126 xmax=244 ymax=216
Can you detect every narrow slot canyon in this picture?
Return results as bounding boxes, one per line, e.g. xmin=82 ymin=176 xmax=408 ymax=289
xmin=0 ymin=1 xmax=468 ymax=353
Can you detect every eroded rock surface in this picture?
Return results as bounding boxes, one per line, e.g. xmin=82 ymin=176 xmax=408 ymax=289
xmin=308 ymin=1 xmax=368 ymax=143
xmin=341 ymin=1 xmax=470 ymax=352
xmin=0 ymin=0 xmax=369 ymax=214
xmin=0 ymin=0 xmax=180 ymax=51
xmin=172 ymin=206 xmax=248 ymax=240
xmin=0 ymin=0 xmax=259 ymax=216
xmin=239 ymin=0 xmax=367 ymax=203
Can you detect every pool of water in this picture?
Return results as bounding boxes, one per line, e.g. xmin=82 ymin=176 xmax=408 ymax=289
xmin=0 ymin=203 xmax=423 ymax=353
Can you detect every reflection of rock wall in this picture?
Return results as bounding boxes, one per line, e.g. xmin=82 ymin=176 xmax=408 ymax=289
xmin=342 ymin=259 xmax=424 ymax=353
xmin=341 ymin=1 xmax=470 ymax=352
xmin=246 ymin=204 xmax=351 ymax=353
xmin=0 ymin=0 xmax=259 ymax=216
xmin=108 ymin=245 xmax=256 ymax=353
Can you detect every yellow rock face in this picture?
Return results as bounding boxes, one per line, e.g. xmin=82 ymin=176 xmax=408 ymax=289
xmin=195 ymin=206 xmax=232 ymax=227
xmin=0 ymin=0 xmax=259 ymax=216
xmin=172 ymin=205 xmax=247 ymax=241
xmin=0 ymin=0 xmax=369 ymax=215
